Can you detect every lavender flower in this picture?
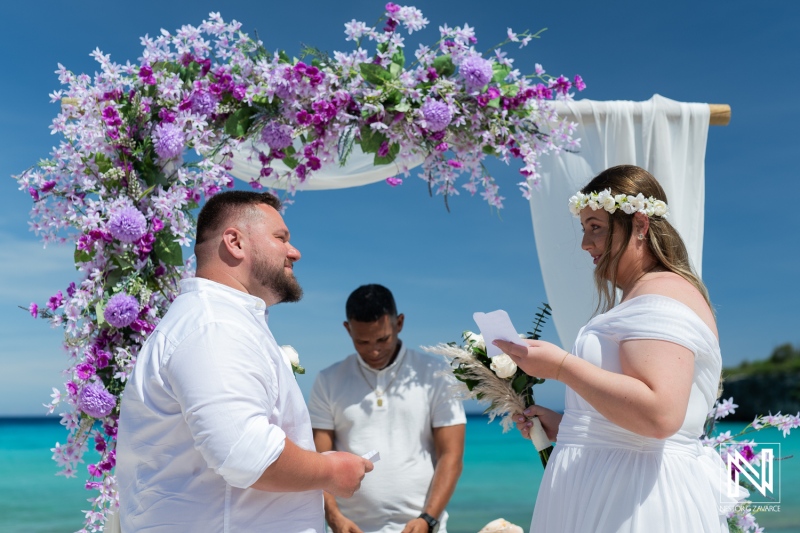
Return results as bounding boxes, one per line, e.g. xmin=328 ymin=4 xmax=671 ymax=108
xmin=421 ymin=100 xmax=452 ymax=132
xmin=79 ymin=383 xmax=116 ymax=418
xmin=153 ymin=122 xmax=185 ymax=160
xmin=108 ymin=206 xmax=147 ymax=243
xmin=190 ymin=89 xmax=218 ymax=116
xmin=260 ymin=121 xmax=293 ymax=150
xmin=386 ymin=177 xmax=403 ymax=187
xmin=460 ymin=55 xmax=493 ymax=90
xmin=104 ymin=293 xmax=139 ymax=328
xmin=29 ymin=302 xmax=38 ymax=318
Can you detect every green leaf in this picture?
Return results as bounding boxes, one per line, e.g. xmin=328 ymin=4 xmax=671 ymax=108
xmin=433 ymin=54 xmax=456 ymax=77
xmin=487 ymin=97 xmax=501 ymax=109
xmin=94 ymin=154 xmax=113 ymax=175
xmin=359 ymin=63 xmax=394 ymax=86
xmin=501 ymin=83 xmax=520 ymax=97
xmin=388 ymin=62 xmax=402 ymax=78
xmin=492 ymin=63 xmax=511 ymax=83
xmin=224 ymin=107 xmax=255 ymax=139
xmin=358 ymin=125 xmax=386 ymax=155
xmin=74 ymin=246 xmax=94 ymax=265
xmin=373 ymin=142 xmax=399 ymax=165
xmin=391 ymin=48 xmax=405 ymax=69
xmin=106 ymin=268 xmax=124 ymax=289
xmin=282 ymin=156 xmax=299 ymax=169
xmin=393 ymin=101 xmax=411 ymax=113
xmin=511 ymin=373 xmax=528 ymax=395
xmin=96 ymin=301 xmax=107 ymax=327
xmin=482 ymin=145 xmax=497 ymax=156
xmin=279 ymin=50 xmax=291 ymax=63
xmin=153 ymin=232 xmax=184 ymax=266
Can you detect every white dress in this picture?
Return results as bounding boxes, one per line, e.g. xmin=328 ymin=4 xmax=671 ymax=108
xmin=531 ymin=295 xmax=743 ymax=533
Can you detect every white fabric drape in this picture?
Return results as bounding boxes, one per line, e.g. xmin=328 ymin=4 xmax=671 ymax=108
xmin=227 ymin=138 xmax=424 ymax=190
xmin=532 ymin=94 xmax=710 ymax=349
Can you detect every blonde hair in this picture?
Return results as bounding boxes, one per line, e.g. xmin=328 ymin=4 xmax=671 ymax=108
xmin=581 ymin=165 xmax=711 ymax=313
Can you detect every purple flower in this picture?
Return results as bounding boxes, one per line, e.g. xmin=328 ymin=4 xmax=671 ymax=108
xmin=421 ymin=100 xmax=452 ymax=132
xmin=47 ymin=291 xmax=63 ymax=311
xmin=41 ymin=181 xmax=57 ymax=193
xmin=190 ymin=89 xmax=218 ymax=116
xmin=385 ymin=2 xmax=400 ymax=14
xmin=76 ymin=362 xmax=96 ymax=380
xmin=447 ymin=159 xmax=463 ymax=169
xmin=29 ymin=303 xmax=38 ymax=318
xmin=550 ymin=75 xmax=572 ymax=96
xmin=79 ymin=383 xmax=116 ymax=418
xmin=574 ymin=75 xmax=586 ymax=91
xmin=386 ymin=177 xmax=403 ymax=187
xmin=28 ymin=187 xmax=39 ymax=201
xmin=435 ymin=142 xmax=449 ymax=152
xmin=378 ymin=141 xmax=390 ymax=157
xmin=104 ymin=293 xmax=139 ymax=328
xmin=260 ymin=121 xmax=293 ymax=150
xmin=460 ymin=55 xmax=493 ymax=90
xmin=158 ymin=108 xmax=176 ymax=123
xmin=108 ymin=206 xmax=147 ymax=243
xmin=153 ymin=122 xmax=185 ymax=160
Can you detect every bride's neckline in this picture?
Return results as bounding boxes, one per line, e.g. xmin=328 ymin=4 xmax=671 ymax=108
xmin=603 ymin=294 xmax=720 ymax=344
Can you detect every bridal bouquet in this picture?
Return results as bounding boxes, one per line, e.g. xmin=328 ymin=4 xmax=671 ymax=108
xmin=428 ymin=304 xmax=554 ymax=467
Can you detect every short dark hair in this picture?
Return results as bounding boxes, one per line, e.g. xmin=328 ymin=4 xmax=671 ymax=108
xmin=345 ymin=284 xmax=397 ymax=322
xmin=195 ymin=191 xmax=281 ymax=246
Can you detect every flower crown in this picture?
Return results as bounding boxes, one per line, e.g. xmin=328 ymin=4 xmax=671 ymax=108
xmin=568 ymin=188 xmax=669 ymax=218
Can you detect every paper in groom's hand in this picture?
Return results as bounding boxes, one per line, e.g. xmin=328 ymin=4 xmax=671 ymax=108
xmin=473 ymin=310 xmax=527 ymax=358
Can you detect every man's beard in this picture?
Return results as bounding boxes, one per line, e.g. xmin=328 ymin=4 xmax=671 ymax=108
xmin=253 ymin=251 xmax=303 ymax=303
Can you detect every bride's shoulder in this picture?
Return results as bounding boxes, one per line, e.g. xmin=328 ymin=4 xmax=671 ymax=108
xmin=631 ymin=273 xmax=718 ymax=339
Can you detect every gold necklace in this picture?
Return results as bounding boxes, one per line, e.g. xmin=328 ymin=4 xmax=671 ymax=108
xmin=356 ymin=359 xmax=402 ymax=407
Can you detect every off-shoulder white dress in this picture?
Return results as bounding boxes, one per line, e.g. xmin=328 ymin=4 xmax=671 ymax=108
xmin=531 ymin=295 xmax=743 ymax=533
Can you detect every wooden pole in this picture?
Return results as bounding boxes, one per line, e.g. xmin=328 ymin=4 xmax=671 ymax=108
xmin=709 ymin=104 xmax=731 ymax=126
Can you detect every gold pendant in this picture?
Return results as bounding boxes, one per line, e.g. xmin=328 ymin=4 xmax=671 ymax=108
xmin=377 ymin=398 xmax=383 ymax=407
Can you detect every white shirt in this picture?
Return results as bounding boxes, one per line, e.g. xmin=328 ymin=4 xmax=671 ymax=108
xmin=308 ymin=344 xmax=466 ymax=533
xmin=116 ymin=278 xmax=324 ymax=532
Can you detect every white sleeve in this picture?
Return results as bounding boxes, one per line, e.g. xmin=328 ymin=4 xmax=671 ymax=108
xmin=307 ymin=371 xmax=335 ymax=431
xmin=164 ymin=321 xmax=286 ymax=489
xmin=429 ymin=358 xmax=467 ymax=428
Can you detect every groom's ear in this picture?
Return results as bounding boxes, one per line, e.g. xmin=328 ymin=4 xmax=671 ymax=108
xmin=221 ymin=227 xmax=246 ymax=260
xmin=343 ymin=321 xmax=352 ymax=337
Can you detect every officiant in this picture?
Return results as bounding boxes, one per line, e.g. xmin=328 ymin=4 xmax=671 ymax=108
xmin=309 ymin=284 xmax=466 ymax=533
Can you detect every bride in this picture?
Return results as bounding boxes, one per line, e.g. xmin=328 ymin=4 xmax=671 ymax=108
xmin=494 ymin=165 xmax=744 ymax=532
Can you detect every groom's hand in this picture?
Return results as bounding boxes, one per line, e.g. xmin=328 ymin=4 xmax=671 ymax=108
xmin=322 ymin=451 xmax=374 ymax=498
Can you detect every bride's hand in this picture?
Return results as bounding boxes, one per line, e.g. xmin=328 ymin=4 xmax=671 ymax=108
xmin=493 ymin=339 xmax=570 ymax=381
xmin=515 ymin=405 xmax=562 ymax=442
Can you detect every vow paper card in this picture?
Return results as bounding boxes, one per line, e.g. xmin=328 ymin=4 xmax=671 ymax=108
xmin=362 ymin=449 xmax=381 ymax=463
xmin=473 ymin=309 xmax=527 ymax=358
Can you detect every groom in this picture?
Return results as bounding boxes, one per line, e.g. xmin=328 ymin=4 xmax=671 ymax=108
xmin=116 ymin=191 xmax=373 ymax=532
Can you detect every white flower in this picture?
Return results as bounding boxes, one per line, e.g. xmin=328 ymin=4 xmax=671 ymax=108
xmin=280 ymin=345 xmax=300 ymax=369
xmin=629 ymin=193 xmax=646 ymax=213
xmin=464 ymin=331 xmax=485 ymax=350
xmin=597 ymin=189 xmax=616 ymax=213
xmin=490 ymin=354 xmax=517 ymax=379
xmin=652 ymin=199 xmax=668 ymax=217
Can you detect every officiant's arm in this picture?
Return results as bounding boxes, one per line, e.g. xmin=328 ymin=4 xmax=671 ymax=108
xmin=402 ymin=423 xmax=465 ymax=533
xmin=313 ymin=429 xmax=365 ymax=533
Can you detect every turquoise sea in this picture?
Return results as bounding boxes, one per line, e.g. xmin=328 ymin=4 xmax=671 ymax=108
xmin=1 ymin=416 xmax=798 ymax=533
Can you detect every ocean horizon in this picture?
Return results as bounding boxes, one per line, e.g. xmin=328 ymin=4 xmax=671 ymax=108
xmin=1 ymin=415 xmax=797 ymax=533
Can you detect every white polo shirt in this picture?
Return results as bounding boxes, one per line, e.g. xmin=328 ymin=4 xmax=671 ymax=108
xmin=308 ymin=344 xmax=466 ymax=533
xmin=117 ymin=278 xmax=324 ymax=532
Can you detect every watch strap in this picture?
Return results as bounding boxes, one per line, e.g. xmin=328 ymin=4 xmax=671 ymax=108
xmin=418 ymin=512 xmax=439 ymax=533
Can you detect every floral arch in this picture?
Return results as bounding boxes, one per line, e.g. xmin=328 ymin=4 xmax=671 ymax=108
xmin=14 ymin=4 xmax=584 ymax=530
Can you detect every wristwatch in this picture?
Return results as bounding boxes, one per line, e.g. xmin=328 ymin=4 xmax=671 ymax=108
xmin=418 ymin=512 xmax=440 ymax=533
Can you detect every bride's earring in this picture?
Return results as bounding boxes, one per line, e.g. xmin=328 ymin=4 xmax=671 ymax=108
xmin=637 ymin=233 xmax=644 ymax=240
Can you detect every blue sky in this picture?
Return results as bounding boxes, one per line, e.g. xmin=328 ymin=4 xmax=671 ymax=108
xmin=1 ymin=0 xmax=797 ymax=416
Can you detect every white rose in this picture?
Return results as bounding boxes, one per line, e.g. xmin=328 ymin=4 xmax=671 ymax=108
xmin=629 ymin=193 xmax=646 ymax=213
xmin=568 ymin=195 xmax=582 ymax=216
xmin=490 ymin=354 xmax=518 ymax=379
xmin=597 ymin=189 xmax=616 ymax=213
xmin=464 ymin=331 xmax=486 ymax=351
xmin=652 ymin=200 xmax=668 ymax=217
xmin=280 ymin=345 xmax=300 ymax=369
